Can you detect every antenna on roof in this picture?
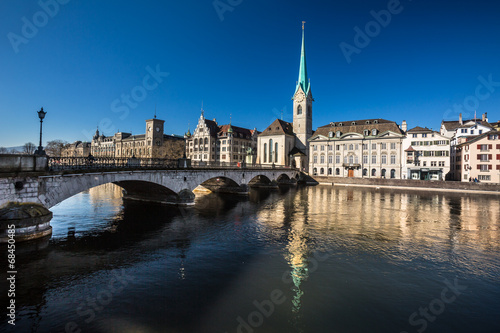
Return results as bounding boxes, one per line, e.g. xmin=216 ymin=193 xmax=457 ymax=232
xmin=154 ymin=104 xmax=157 ymax=119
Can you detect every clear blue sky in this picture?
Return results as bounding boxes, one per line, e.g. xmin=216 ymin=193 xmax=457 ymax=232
xmin=1 ymin=0 xmax=499 ymax=147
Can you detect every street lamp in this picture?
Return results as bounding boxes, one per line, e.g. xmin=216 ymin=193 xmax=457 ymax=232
xmin=34 ymin=107 xmax=47 ymax=156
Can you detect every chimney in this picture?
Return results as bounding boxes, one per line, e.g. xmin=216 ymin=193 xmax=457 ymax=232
xmin=459 ymin=113 xmax=463 ymax=125
xmin=401 ymin=120 xmax=407 ymax=132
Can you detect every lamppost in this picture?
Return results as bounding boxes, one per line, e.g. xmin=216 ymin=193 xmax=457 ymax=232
xmin=34 ymin=107 xmax=47 ymax=156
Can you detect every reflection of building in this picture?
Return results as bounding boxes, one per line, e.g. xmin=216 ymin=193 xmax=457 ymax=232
xmin=184 ymin=110 xmax=258 ymax=165
xmin=308 ymin=119 xmax=405 ymax=178
xmin=257 ymin=23 xmax=312 ymax=171
xmin=62 ymin=141 xmax=91 ymax=157
xmin=457 ymin=131 xmax=500 ymax=183
xmin=440 ymin=113 xmax=493 ymax=180
xmin=402 ymin=126 xmax=451 ymax=180
xmin=62 ymin=117 xmax=185 ymax=159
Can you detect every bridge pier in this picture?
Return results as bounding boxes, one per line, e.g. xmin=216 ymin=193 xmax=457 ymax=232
xmin=0 ymin=202 xmax=53 ymax=243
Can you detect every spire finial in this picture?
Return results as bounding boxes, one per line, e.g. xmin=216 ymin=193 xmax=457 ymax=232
xmin=201 ymin=101 xmax=204 ymax=117
xmin=154 ymin=104 xmax=157 ymax=119
xmin=302 ymin=21 xmax=306 ymax=30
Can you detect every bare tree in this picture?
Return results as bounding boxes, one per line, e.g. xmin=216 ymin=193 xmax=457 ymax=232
xmin=0 ymin=147 xmax=9 ymax=154
xmin=45 ymin=139 xmax=69 ymax=156
xmin=23 ymin=142 xmax=36 ymax=154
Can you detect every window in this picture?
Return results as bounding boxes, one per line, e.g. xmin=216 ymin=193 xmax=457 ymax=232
xmin=336 ymin=145 xmax=340 ymax=150
xmin=391 ymin=143 xmax=396 ymax=150
xmin=363 ymin=168 xmax=368 ymax=176
xmin=423 ymin=161 xmax=427 ymax=167
xmin=372 ymin=155 xmax=377 ymax=164
xmin=336 ymin=131 xmax=342 ymax=138
xmin=479 ymin=175 xmax=491 ymax=181
xmin=336 ymin=168 xmax=340 ymax=175
xmin=269 ymin=139 xmax=273 ymax=163
xmin=363 ymin=155 xmax=368 ymax=164
xmin=349 ymin=144 xmax=354 ymax=150
xmin=372 ymin=129 xmax=378 ymax=135
xmin=204 ymin=138 xmax=208 ymax=144
xmin=363 ymin=144 xmax=368 ymax=150
xmin=320 ymin=155 xmax=325 ymax=164
xmin=381 ymin=143 xmax=387 ymax=150
xmin=328 ymin=168 xmax=332 ymax=175
xmin=275 ymin=142 xmax=278 ymax=162
xmin=381 ymin=155 xmax=387 ymax=164
xmin=320 ymin=168 xmax=324 ymax=175
xmin=328 ymin=145 xmax=333 ymax=151
xmin=263 ymin=143 xmax=267 ymax=163
xmin=297 ymin=105 xmax=302 ymax=115
xmin=329 ymin=131 xmax=334 ymax=138
xmin=313 ymin=155 xmax=318 ymax=163
xmin=321 ymin=145 xmax=325 ymax=151
xmin=422 ymin=134 xmax=427 ymax=138
xmin=439 ymin=161 xmax=445 ymax=167
xmin=479 ymin=164 xmax=490 ymax=171
xmin=371 ymin=168 xmax=376 ymax=176
xmin=336 ymin=155 xmax=340 ymax=163
xmin=328 ymin=156 xmax=333 ymax=163
xmin=431 ymin=161 xmax=437 ymax=167
xmin=364 ymin=130 xmax=369 ymax=136
xmin=390 ymin=155 xmax=396 ymax=164
xmin=313 ymin=145 xmax=317 ymax=151
xmin=390 ymin=169 xmax=396 ymax=179
xmin=412 ymin=134 xmax=417 ymax=138
xmin=372 ymin=143 xmax=377 ymax=150
xmin=349 ymin=155 xmax=354 ymax=164
xmin=381 ymin=169 xmax=386 ymax=177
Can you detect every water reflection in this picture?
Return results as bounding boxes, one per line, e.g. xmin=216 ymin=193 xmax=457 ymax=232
xmin=2 ymin=184 xmax=500 ymax=333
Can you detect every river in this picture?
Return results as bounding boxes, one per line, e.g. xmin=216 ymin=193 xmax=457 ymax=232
xmin=2 ymin=184 xmax=500 ymax=333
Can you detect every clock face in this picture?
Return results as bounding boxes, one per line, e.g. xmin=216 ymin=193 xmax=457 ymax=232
xmin=156 ymin=127 xmax=160 ymax=132
xmin=295 ymin=92 xmax=305 ymax=103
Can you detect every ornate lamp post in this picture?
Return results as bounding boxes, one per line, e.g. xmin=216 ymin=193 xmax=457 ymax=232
xmin=34 ymin=107 xmax=47 ymax=156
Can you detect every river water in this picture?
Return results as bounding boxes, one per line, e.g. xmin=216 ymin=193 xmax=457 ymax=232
xmin=2 ymin=184 xmax=500 ymax=333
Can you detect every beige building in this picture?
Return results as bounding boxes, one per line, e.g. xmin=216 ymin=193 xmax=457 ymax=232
xmin=257 ymin=23 xmax=312 ymax=171
xmin=185 ymin=111 xmax=258 ymax=165
xmin=62 ymin=117 xmax=185 ymax=159
xmin=308 ymin=119 xmax=405 ymax=178
xmin=457 ymin=131 xmax=500 ymax=183
xmin=62 ymin=141 xmax=91 ymax=157
xmin=402 ymin=126 xmax=451 ymax=180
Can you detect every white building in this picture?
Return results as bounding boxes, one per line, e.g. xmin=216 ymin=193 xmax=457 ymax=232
xmin=402 ymin=126 xmax=451 ymax=180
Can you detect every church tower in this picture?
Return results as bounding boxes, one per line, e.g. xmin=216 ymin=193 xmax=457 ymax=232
xmin=292 ymin=21 xmax=313 ymax=153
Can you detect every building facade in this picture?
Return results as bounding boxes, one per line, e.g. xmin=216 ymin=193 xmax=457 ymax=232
xmin=62 ymin=117 xmax=185 ymax=159
xmin=457 ymin=131 xmax=500 ymax=183
xmin=402 ymin=127 xmax=451 ymax=180
xmin=61 ymin=141 xmax=91 ymax=157
xmin=185 ymin=111 xmax=258 ymax=165
xmin=257 ymin=23 xmax=312 ymax=171
xmin=308 ymin=119 xmax=405 ymax=178
xmin=440 ymin=113 xmax=493 ymax=180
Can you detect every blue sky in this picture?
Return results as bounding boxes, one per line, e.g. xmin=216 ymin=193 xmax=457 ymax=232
xmin=1 ymin=0 xmax=499 ymax=147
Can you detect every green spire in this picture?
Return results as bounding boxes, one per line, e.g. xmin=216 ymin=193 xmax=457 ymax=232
xmin=228 ymin=114 xmax=233 ymax=133
xmin=295 ymin=21 xmax=310 ymax=95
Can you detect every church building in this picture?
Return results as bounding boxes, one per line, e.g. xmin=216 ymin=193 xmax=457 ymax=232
xmin=257 ymin=22 xmax=313 ymax=171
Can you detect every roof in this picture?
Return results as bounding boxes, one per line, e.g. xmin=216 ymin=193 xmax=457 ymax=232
xmin=441 ymin=119 xmax=493 ymax=131
xmin=295 ymin=25 xmax=310 ymax=95
xmin=289 ymin=147 xmax=306 ymax=156
xmin=259 ymin=119 xmax=294 ymax=137
xmin=405 ymin=146 xmax=416 ymax=152
xmin=203 ymin=119 xmax=219 ymax=137
xmin=407 ymin=126 xmax=433 ymax=133
xmin=312 ymin=118 xmax=403 ymax=138
xmin=218 ymin=124 xmax=255 ymax=138
xmin=457 ymin=130 xmax=499 ymax=147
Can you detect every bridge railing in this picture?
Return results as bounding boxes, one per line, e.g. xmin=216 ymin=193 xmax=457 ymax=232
xmin=48 ymin=157 xmax=297 ymax=172
xmin=48 ymin=156 xmax=178 ymax=171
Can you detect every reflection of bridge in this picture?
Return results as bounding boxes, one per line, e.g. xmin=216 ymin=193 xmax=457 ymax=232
xmin=0 ymin=155 xmax=300 ymax=242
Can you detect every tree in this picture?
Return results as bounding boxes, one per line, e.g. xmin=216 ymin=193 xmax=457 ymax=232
xmin=23 ymin=142 xmax=36 ymax=154
xmin=0 ymin=147 xmax=9 ymax=154
xmin=45 ymin=139 xmax=69 ymax=157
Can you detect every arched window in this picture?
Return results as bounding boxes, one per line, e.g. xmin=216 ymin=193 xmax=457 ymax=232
xmin=381 ymin=169 xmax=387 ymax=178
xmin=263 ymin=143 xmax=267 ymax=163
xmin=204 ymin=138 xmax=208 ymax=145
xmin=320 ymin=168 xmax=324 ymax=175
xmin=391 ymin=169 xmax=396 ymax=179
xmin=363 ymin=168 xmax=368 ymax=176
xmin=269 ymin=139 xmax=273 ymax=163
xmin=194 ymin=138 xmax=198 ymax=145
xmin=336 ymin=168 xmax=340 ymax=175
xmin=349 ymin=155 xmax=354 ymax=164
xmin=297 ymin=105 xmax=302 ymax=115
xmin=328 ymin=168 xmax=332 ymax=175
xmin=372 ymin=168 xmax=376 ymax=176
xmin=313 ymin=167 xmax=317 ymax=175
xmin=275 ymin=142 xmax=278 ymax=162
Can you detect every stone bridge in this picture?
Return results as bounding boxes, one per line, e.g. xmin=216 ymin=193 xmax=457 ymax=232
xmin=0 ymin=155 xmax=300 ymax=242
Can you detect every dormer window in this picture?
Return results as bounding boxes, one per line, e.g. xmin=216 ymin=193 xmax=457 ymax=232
xmin=372 ymin=129 xmax=378 ymax=135
xmin=339 ymin=123 xmax=343 ymax=127
xmin=328 ymin=131 xmax=334 ymax=138
xmin=374 ymin=120 xmax=379 ymax=124
xmin=336 ymin=131 xmax=341 ymax=138
xmin=365 ymin=120 xmax=371 ymax=124
xmin=351 ymin=121 xmax=356 ymax=125
xmin=364 ymin=130 xmax=369 ymax=136
xmin=330 ymin=122 xmax=335 ymax=127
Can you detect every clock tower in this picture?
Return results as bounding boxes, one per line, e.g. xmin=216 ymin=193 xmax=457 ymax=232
xmin=145 ymin=116 xmax=165 ymax=156
xmin=293 ymin=21 xmax=313 ymax=153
